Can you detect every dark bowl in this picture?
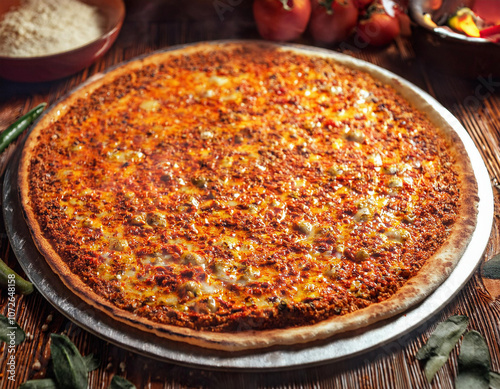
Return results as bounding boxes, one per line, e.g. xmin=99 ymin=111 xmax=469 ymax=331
xmin=0 ymin=0 xmax=125 ymax=83
xmin=409 ymin=0 xmax=500 ymax=78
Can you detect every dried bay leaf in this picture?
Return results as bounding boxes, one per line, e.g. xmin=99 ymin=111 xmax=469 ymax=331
xmin=456 ymin=372 xmax=488 ymax=389
xmin=108 ymin=375 xmax=137 ymax=389
xmin=416 ymin=315 xmax=469 ymax=382
xmin=0 ymin=313 xmax=25 ymax=345
xmin=482 ymin=254 xmax=500 ymax=279
xmin=490 ymin=371 xmax=500 ymax=389
xmin=18 ymin=378 xmax=58 ymax=389
xmin=456 ymin=331 xmax=491 ymax=389
xmin=20 ymin=336 xmax=97 ymax=388
xmin=83 ymin=353 xmax=100 ymax=372
xmin=50 ymin=334 xmax=88 ymax=389
xmin=421 ymin=355 xmax=449 ymax=383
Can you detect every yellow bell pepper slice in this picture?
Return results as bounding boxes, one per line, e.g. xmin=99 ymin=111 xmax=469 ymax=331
xmin=448 ymin=8 xmax=481 ymax=37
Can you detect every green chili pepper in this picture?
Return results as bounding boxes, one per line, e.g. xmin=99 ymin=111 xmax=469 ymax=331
xmin=0 ymin=103 xmax=46 ymax=295
xmin=0 ymin=258 xmax=34 ymax=294
xmin=0 ymin=102 xmax=47 ymax=153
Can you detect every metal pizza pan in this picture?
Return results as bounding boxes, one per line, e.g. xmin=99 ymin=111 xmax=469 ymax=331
xmin=2 ymin=41 xmax=494 ymax=371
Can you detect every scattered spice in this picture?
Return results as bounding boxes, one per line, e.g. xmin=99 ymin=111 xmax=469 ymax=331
xmin=32 ymin=360 xmax=42 ymax=371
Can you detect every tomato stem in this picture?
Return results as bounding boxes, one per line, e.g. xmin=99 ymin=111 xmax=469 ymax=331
xmin=279 ymin=0 xmax=293 ymax=11
xmin=319 ymin=0 xmax=335 ymax=14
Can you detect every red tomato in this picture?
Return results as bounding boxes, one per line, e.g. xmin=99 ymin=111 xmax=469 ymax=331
xmin=380 ymin=0 xmax=407 ymax=16
xmin=309 ymin=0 xmax=359 ymax=44
xmin=474 ymin=0 xmax=500 ymax=24
xmin=354 ymin=0 xmax=374 ymax=9
xmin=357 ymin=5 xmax=400 ymax=46
xmin=253 ymin=0 xmax=312 ymax=41
xmin=380 ymin=0 xmax=409 ymax=35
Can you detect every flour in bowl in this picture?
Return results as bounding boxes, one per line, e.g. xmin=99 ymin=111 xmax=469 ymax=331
xmin=0 ymin=0 xmax=107 ymax=57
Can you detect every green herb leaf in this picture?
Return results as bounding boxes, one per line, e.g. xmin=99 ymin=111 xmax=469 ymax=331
xmin=416 ymin=315 xmax=469 ymax=382
xmin=0 ymin=102 xmax=46 ymax=154
xmin=50 ymin=334 xmax=88 ymax=389
xmin=18 ymin=378 xmax=58 ymax=389
xmin=108 ymin=375 xmax=136 ymax=389
xmin=0 ymin=257 xmax=34 ymax=295
xmin=83 ymin=353 xmax=100 ymax=372
xmin=456 ymin=331 xmax=490 ymax=389
xmin=490 ymin=371 xmax=500 ymax=389
xmin=0 ymin=313 xmax=25 ymax=345
xmin=481 ymin=254 xmax=500 ymax=279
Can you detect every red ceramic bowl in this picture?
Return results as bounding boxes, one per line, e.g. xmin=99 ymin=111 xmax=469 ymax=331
xmin=0 ymin=0 xmax=125 ymax=82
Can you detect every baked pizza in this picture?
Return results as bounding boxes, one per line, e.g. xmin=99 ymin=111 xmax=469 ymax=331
xmin=18 ymin=42 xmax=478 ymax=351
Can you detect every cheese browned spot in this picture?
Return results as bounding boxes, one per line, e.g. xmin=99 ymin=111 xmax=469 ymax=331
xmin=23 ymin=45 xmax=461 ymax=333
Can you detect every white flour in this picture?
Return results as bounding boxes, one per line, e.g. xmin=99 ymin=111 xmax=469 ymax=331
xmin=0 ymin=0 xmax=106 ymax=57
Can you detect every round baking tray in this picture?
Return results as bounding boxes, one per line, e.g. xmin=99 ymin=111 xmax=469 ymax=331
xmin=3 ymin=42 xmax=494 ymax=371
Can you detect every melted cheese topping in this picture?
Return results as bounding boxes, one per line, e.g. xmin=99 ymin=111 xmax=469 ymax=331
xmin=26 ymin=46 xmax=460 ymax=331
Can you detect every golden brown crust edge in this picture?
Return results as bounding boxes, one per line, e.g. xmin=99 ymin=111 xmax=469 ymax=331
xmin=18 ymin=42 xmax=479 ymax=351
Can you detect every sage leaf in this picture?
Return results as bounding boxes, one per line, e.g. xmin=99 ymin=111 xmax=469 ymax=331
xmin=456 ymin=331 xmax=491 ymax=389
xmin=416 ymin=315 xmax=468 ymax=382
xmin=18 ymin=378 xmax=58 ymax=389
xmin=50 ymin=333 xmax=88 ymax=389
xmin=490 ymin=371 xmax=500 ymax=389
xmin=108 ymin=375 xmax=136 ymax=389
xmin=0 ymin=313 xmax=25 ymax=345
xmin=83 ymin=353 xmax=100 ymax=372
xmin=482 ymin=254 xmax=500 ymax=279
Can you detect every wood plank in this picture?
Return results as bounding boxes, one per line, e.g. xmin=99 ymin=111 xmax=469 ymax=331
xmin=1 ymin=12 xmax=500 ymax=388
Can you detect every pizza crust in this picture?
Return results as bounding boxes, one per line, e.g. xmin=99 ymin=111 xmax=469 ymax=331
xmin=18 ymin=42 xmax=479 ymax=351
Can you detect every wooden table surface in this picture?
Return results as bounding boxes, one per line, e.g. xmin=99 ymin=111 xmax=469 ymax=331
xmin=1 ymin=2 xmax=500 ymax=388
